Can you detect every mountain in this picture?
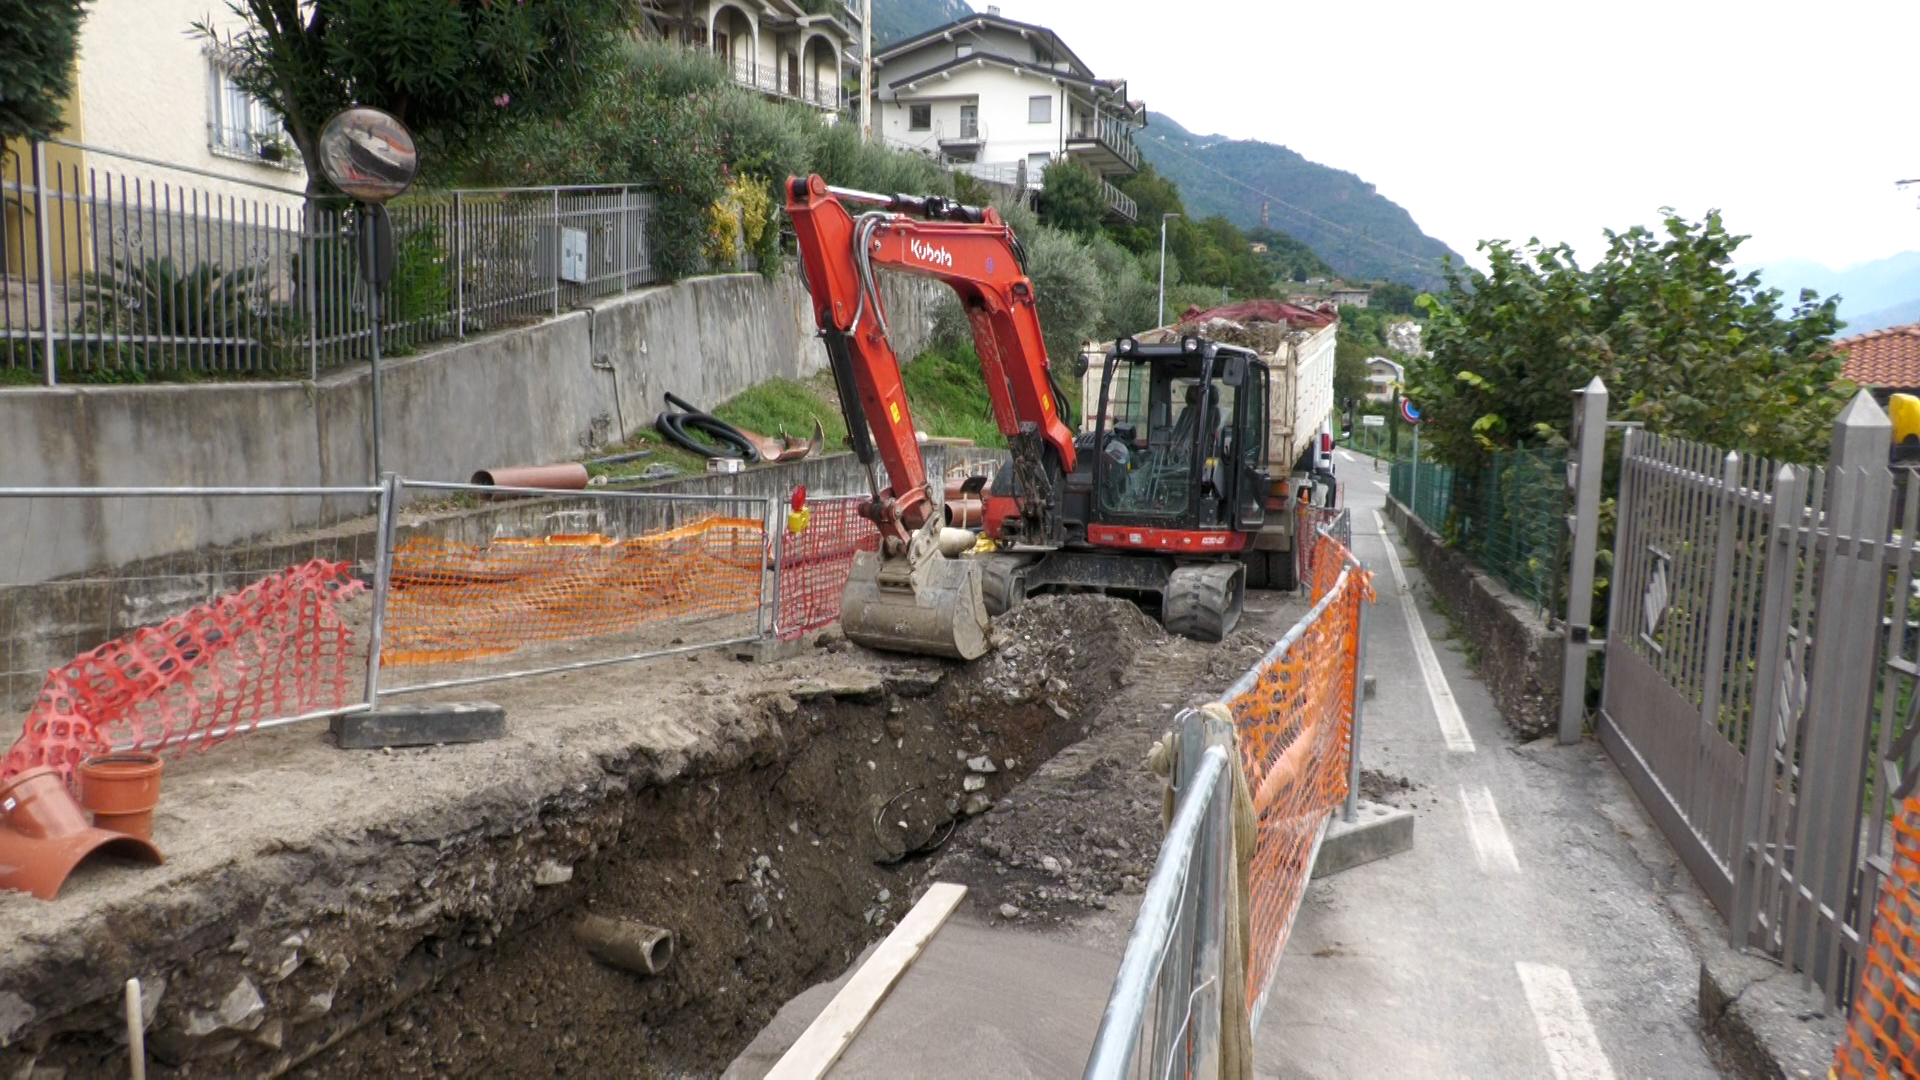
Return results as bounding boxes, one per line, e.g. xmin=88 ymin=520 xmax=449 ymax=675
xmin=872 ymin=0 xmax=973 ymax=47
xmin=1840 ymin=298 xmax=1920 ymax=337
xmin=1138 ymin=113 xmax=1460 ymax=290
xmin=1750 ymin=252 xmax=1920 ymax=332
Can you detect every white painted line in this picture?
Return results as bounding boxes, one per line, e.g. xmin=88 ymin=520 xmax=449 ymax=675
xmin=1515 ymin=963 xmax=1617 ymax=1080
xmin=1371 ymin=480 xmax=1388 ymax=491
xmin=1460 ymin=785 xmax=1520 ymax=872
xmin=1372 ymin=510 xmax=1475 ymax=751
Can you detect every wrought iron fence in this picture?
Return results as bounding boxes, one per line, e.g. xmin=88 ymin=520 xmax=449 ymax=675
xmin=2 ymin=139 xmax=657 ymax=384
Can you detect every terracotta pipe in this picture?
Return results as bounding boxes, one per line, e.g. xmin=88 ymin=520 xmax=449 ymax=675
xmin=944 ymin=498 xmax=983 ymax=529
xmin=469 ymin=463 xmax=591 ymax=495
xmin=0 ymin=766 xmax=162 ymax=901
xmin=80 ymin=752 xmax=164 ymax=841
xmin=574 ymin=915 xmax=675 ymax=976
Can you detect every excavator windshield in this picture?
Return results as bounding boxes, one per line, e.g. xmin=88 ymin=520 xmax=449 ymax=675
xmin=1095 ymin=353 xmax=1240 ymax=520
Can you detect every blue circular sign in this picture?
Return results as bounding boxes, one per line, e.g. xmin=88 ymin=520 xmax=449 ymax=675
xmin=1400 ymin=399 xmax=1421 ymax=424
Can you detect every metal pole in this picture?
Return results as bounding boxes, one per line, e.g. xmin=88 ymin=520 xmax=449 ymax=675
xmin=30 ymin=141 xmax=56 ymax=386
xmin=1345 ymin=570 xmax=1370 ymax=822
xmin=363 ymin=471 xmax=401 ymax=712
xmin=1557 ymin=377 xmax=1608 ymax=743
xmin=369 ymin=270 xmax=384 ymax=483
xmin=1156 ymin=213 xmax=1178 ymax=328
xmin=860 ymin=0 xmax=874 ymax=143
xmin=552 ymin=187 xmax=562 ymax=318
xmin=305 ymin=196 xmax=319 ymax=381
xmin=453 ymin=191 xmax=465 ymax=339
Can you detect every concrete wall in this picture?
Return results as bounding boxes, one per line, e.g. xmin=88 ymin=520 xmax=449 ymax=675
xmin=1385 ymin=496 xmax=1563 ymax=740
xmin=0 ymin=268 xmax=944 ymax=587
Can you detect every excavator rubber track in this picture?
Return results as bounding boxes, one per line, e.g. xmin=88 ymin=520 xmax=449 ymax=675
xmin=1162 ymin=562 xmax=1247 ymax=643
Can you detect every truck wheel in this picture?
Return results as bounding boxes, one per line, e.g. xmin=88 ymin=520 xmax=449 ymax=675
xmin=1243 ymin=551 xmax=1270 ymax=590
xmin=978 ymin=553 xmax=1036 ymax=616
xmin=1269 ymin=547 xmax=1299 ymax=593
xmin=1164 ymin=563 xmax=1246 ymax=643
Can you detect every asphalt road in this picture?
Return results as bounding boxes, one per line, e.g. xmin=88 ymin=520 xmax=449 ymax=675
xmin=1254 ymin=452 xmax=1720 ymax=1079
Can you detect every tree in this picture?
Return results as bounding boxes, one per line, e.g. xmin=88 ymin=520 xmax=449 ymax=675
xmin=194 ymin=0 xmax=629 ymax=193
xmin=1247 ymin=226 xmax=1335 ymax=283
xmin=1370 ymin=280 xmax=1422 ymax=316
xmin=1407 ymin=211 xmax=1847 ymax=469
xmin=1035 ymin=158 xmax=1107 ymax=238
xmin=0 ymin=0 xmax=87 ymax=140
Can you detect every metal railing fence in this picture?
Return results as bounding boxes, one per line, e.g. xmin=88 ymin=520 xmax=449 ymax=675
xmin=1587 ymin=395 xmax=1920 ymax=1013
xmin=1088 ymin=521 xmax=1370 ymax=1077
xmin=2 ymin=139 xmax=657 ymax=384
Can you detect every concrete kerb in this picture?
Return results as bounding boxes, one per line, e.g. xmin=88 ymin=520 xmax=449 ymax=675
xmin=1311 ymin=801 xmax=1414 ymax=879
xmin=1382 ymin=497 xmax=1563 ymax=740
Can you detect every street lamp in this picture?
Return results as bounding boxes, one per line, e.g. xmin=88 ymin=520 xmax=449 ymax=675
xmin=1157 ymin=213 xmax=1180 ymax=328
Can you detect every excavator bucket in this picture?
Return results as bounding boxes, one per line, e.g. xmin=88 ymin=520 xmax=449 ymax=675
xmin=840 ymin=549 xmax=992 ymax=661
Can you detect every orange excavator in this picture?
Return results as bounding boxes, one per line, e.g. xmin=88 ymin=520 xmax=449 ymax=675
xmin=787 ymin=176 xmax=1272 ymax=660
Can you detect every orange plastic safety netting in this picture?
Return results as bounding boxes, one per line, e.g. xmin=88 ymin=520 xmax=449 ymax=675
xmin=380 ymin=516 xmax=767 ymax=666
xmin=1225 ymin=526 xmax=1372 ymax=1013
xmin=3 ymin=560 xmax=367 ymax=785
xmin=775 ymin=497 xmax=880 ymax=641
xmin=1833 ymin=793 xmax=1920 ymax=1078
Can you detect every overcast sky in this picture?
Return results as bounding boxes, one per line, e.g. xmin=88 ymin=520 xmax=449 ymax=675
xmin=994 ymin=0 xmax=1918 ymax=271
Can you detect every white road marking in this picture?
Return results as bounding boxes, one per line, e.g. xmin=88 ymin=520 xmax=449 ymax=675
xmin=1460 ymin=785 xmax=1520 ymax=872
xmin=1371 ymin=510 xmax=1474 ymax=751
xmin=1371 ymin=480 xmax=1388 ymax=491
xmin=1515 ymin=963 xmax=1617 ymax=1080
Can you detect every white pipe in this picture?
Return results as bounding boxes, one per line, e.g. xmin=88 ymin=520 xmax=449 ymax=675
xmin=126 ymin=978 xmax=146 ymax=1080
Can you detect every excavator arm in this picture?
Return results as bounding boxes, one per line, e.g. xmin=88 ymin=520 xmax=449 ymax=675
xmin=785 ymin=175 xmax=1078 ymax=551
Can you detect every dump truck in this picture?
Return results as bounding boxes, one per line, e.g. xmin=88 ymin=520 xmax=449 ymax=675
xmin=1083 ymin=299 xmax=1340 ymax=591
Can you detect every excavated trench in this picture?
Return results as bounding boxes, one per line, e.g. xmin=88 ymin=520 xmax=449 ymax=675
xmin=280 ymin=597 xmax=1148 ymax=1078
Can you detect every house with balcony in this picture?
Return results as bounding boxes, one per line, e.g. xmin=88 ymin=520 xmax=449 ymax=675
xmin=872 ymin=8 xmax=1145 ymax=222
xmin=636 ymin=0 xmax=859 ymax=115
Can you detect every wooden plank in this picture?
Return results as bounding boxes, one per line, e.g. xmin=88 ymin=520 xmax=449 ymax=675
xmin=765 ymin=882 xmax=968 ymax=1080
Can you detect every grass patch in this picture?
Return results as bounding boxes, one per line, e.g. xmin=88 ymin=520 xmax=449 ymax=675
xmin=712 ymin=378 xmax=847 ymax=447
xmin=900 ymin=340 xmax=1006 ymax=448
xmin=0 ymin=366 xmax=41 ymax=387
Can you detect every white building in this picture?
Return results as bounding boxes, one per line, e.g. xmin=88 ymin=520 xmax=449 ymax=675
xmin=638 ymin=0 xmax=860 ymax=116
xmin=1330 ymin=285 xmax=1371 ymax=308
xmin=1365 ymin=356 xmax=1404 ymax=403
xmin=872 ymin=9 xmax=1144 ymax=222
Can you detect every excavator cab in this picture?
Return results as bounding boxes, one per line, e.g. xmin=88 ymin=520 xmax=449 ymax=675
xmin=1091 ymin=337 xmax=1270 ymax=537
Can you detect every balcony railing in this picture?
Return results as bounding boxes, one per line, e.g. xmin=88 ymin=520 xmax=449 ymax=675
xmin=935 ymin=118 xmax=985 ymax=146
xmin=1067 ymin=113 xmax=1142 ymax=171
xmin=724 ymin=52 xmax=841 ymax=110
xmin=1101 ymin=177 xmax=1137 ymax=222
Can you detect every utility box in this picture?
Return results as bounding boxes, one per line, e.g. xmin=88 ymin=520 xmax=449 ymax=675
xmin=559 ymin=226 xmax=589 ymax=284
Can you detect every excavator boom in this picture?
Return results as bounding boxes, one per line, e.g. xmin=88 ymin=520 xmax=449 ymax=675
xmin=784 ymin=175 xmax=1078 ymax=660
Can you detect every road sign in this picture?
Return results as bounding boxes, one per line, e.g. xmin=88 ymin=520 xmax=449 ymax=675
xmin=1361 ymin=414 xmax=1386 ymax=428
xmin=1400 ymin=399 xmax=1421 ymax=424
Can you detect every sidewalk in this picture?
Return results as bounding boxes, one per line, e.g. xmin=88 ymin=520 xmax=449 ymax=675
xmin=1254 ymin=452 xmax=1719 ymax=1077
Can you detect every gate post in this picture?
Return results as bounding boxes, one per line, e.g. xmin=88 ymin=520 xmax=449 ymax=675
xmin=1793 ymin=392 xmax=1892 ymax=1000
xmin=1732 ymin=463 xmax=1803 ymax=949
xmin=1558 ymin=378 xmax=1607 ymax=743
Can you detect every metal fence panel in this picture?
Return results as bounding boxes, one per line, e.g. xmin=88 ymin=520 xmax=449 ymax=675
xmin=371 ymin=481 xmax=772 ymax=697
xmin=0 ymin=486 xmax=387 ymax=778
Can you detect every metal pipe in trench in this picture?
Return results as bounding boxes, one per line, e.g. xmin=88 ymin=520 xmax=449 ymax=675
xmin=573 ymin=915 xmax=675 ymax=976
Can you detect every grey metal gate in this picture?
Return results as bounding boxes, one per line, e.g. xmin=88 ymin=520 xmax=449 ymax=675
xmin=1595 ymin=393 xmax=1919 ymax=1008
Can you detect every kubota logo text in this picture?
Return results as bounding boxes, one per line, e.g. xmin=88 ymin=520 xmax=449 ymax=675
xmin=909 ymin=238 xmax=953 ymax=267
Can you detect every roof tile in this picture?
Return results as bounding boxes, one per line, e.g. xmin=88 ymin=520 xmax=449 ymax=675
xmin=1837 ymin=323 xmax=1920 ymax=389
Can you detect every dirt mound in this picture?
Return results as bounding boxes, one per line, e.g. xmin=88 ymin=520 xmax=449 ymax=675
xmin=930 ymin=600 xmax=1292 ymax=929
